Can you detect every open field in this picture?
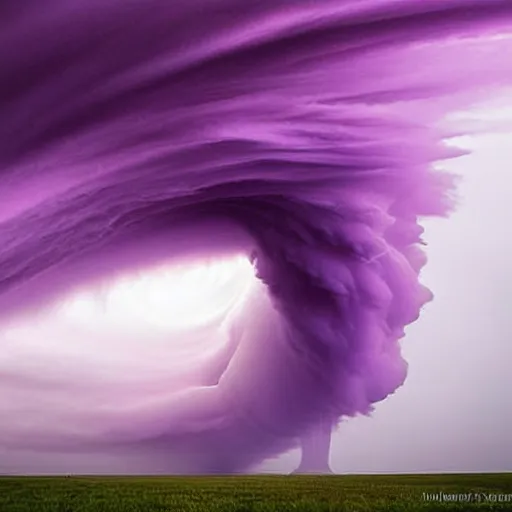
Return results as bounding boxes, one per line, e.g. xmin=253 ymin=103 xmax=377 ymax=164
xmin=0 ymin=473 xmax=511 ymax=511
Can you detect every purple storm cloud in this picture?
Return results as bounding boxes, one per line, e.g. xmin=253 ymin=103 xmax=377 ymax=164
xmin=1 ymin=0 xmax=512 ymax=474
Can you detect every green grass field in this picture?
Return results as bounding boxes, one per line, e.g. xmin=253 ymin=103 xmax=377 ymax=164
xmin=1 ymin=474 xmax=511 ymax=512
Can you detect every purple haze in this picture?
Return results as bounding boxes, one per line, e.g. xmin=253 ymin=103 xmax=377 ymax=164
xmin=1 ymin=0 xmax=512 ymax=474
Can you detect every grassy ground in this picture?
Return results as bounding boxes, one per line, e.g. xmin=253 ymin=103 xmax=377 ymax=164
xmin=0 ymin=474 xmax=511 ymax=512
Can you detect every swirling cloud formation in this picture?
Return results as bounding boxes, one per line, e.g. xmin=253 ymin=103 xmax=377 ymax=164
xmin=1 ymin=0 xmax=512 ymax=473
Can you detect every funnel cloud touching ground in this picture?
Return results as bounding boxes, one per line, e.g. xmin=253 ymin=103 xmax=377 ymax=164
xmin=1 ymin=1 xmax=512 ymax=474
